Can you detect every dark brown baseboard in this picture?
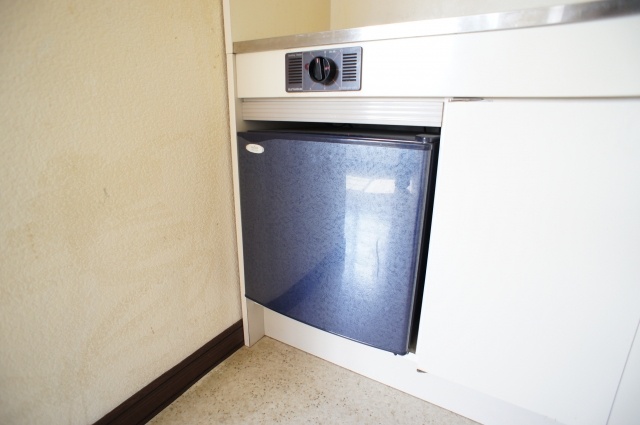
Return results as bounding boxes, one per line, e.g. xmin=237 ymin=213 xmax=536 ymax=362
xmin=94 ymin=320 xmax=244 ymax=425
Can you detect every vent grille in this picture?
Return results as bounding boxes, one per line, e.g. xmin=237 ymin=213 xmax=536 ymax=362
xmin=287 ymin=56 xmax=303 ymax=85
xmin=342 ymin=52 xmax=359 ymax=82
xmin=286 ymin=47 xmax=361 ymax=92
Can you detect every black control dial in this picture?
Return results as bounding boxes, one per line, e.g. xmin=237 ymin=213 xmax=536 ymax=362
xmin=308 ymin=56 xmax=337 ymax=84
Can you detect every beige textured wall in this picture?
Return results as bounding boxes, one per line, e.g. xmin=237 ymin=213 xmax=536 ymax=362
xmin=0 ymin=1 xmax=241 ymax=424
xmin=229 ymin=0 xmax=331 ymax=42
xmin=330 ymin=0 xmax=592 ymax=29
xmin=227 ymin=0 xmax=592 ymax=42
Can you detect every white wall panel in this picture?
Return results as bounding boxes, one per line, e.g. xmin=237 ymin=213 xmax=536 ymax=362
xmin=228 ymin=0 xmax=330 ymax=42
xmin=330 ymin=0 xmax=591 ymax=30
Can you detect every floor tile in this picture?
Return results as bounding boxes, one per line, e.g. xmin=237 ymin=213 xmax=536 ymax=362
xmin=149 ymin=337 xmax=479 ymax=424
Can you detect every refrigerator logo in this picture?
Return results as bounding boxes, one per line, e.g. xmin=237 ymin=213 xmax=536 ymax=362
xmin=246 ymin=144 xmax=264 ymax=154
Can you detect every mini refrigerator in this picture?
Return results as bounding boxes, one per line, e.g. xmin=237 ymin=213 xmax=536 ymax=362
xmin=237 ymin=130 xmax=438 ymax=354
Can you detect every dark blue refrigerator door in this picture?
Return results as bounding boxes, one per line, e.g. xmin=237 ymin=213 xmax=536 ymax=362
xmin=238 ymin=131 xmax=437 ymax=354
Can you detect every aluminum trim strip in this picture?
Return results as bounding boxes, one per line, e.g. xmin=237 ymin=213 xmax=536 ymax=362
xmin=241 ymin=98 xmax=444 ymax=127
xmin=233 ymin=0 xmax=640 ymax=54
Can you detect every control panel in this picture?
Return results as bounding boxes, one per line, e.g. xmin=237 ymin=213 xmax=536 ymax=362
xmin=285 ymin=47 xmax=362 ymax=92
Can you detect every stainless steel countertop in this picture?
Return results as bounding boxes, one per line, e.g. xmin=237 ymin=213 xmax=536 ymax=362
xmin=233 ymin=0 xmax=640 ymax=54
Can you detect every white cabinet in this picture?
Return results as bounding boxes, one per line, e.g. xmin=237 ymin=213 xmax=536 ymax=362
xmin=416 ymin=99 xmax=640 ymax=425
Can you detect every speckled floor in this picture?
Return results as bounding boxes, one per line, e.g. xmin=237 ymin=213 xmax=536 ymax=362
xmin=149 ymin=337 xmax=479 ymax=425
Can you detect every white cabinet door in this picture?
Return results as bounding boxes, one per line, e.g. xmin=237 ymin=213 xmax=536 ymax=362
xmin=416 ymin=99 xmax=640 ymax=425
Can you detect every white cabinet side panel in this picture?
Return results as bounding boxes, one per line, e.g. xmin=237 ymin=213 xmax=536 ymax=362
xmin=417 ymin=99 xmax=640 ymax=425
xmin=236 ymin=15 xmax=640 ymax=99
xmin=226 ymin=54 xmax=265 ymax=345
